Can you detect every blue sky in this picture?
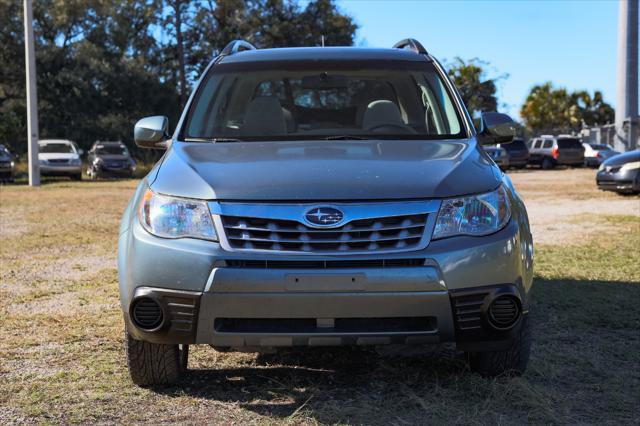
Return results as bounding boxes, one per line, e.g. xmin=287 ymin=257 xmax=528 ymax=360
xmin=334 ymin=0 xmax=620 ymax=119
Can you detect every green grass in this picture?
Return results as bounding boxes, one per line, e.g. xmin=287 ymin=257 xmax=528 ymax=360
xmin=1 ymin=178 xmax=639 ymax=424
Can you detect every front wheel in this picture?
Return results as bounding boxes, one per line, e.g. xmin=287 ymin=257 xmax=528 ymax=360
xmin=125 ymin=329 xmax=188 ymax=386
xmin=467 ymin=315 xmax=531 ymax=377
xmin=71 ymin=173 xmax=82 ymax=181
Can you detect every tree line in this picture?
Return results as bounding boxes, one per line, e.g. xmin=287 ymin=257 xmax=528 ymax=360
xmin=0 ymin=0 xmax=614 ymax=157
xmin=0 ymin=0 xmax=356 ymax=156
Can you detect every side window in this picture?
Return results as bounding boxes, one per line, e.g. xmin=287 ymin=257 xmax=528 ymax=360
xmin=532 ymin=139 xmax=540 ymax=149
xmin=543 ymin=140 xmax=553 ymax=149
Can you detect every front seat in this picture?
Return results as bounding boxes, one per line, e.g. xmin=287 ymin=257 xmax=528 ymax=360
xmin=362 ymin=100 xmax=415 ymax=134
xmin=241 ymin=97 xmax=287 ymax=136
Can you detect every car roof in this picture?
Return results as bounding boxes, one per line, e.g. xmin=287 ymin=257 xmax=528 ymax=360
xmin=218 ymin=47 xmax=430 ymax=64
xmin=39 ymin=139 xmax=72 ymax=144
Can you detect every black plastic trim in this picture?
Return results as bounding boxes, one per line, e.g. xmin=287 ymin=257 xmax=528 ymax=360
xmin=127 ymin=287 xmax=202 ymax=344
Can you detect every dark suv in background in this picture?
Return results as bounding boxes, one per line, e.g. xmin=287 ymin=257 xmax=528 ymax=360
xmin=0 ymin=144 xmax=15 ymax=182
xmin=500 ymin=138 xmax=529 ymax=168
xmin=528 ymin=135 xmax=584 ymax=169
xmin=87 ymin=141 xmax=136 ymax=179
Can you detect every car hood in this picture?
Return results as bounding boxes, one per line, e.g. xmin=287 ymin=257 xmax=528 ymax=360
xmin=602 ymin=150 xmax=640 ymax=166
xmin=38 ymin=152 xmax=78 ymax=160
xmin=150 ymin=139 xmax=501 ymax=201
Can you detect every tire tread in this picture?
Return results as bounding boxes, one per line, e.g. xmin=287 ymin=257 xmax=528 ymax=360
xmin=125 ymin=330 xmax=186 ymax=386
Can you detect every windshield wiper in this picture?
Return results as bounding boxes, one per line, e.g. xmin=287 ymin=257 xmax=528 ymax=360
xmin=184 ymin=137 xmax=243 ymax=143
xmin=324 ymin=135 xmax=367 ymax=140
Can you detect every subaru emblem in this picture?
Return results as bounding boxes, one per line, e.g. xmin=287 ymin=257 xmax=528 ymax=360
xmin=304 ymin=207 xmax=344 ymax=227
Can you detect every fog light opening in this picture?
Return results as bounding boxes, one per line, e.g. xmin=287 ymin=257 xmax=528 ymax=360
xmin=131 ymin=297 xmax=164 ymax=331
xmin=487 ymin=295 xmax=521 ymax=331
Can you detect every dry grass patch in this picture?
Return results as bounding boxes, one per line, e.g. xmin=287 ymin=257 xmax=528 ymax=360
xmin=1 ymin=171 xmax=639 ymax=424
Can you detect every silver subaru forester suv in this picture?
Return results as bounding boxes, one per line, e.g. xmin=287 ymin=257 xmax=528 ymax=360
xmin=119 ymin=39 xmax=534 ymax=386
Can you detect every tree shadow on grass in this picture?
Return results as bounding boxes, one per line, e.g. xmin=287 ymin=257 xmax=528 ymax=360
xmin=152 ymin=278 xmax=640 ymax=424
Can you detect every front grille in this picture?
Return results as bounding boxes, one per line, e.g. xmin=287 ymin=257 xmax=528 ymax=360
xmin=450 ymin=290 xmax=489 ymax=332
xmin=220 ymin=214 xmax=428 ymax=253
xmin=214 ymin=317 xmax=436 ymax=334
xmin=48 ymin=159 xmax=69 ymax=164
xmin=225 ymin=258 xmax=425 ymax=269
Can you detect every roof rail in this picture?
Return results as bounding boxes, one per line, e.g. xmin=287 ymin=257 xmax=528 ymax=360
xmin=392 ymin=38 xmax=428 ymax=55
xmin=220 ymin=40 xmax=257 ymax=56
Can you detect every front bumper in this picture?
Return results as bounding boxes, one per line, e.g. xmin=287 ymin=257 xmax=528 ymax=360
xmin=597 ymin=168 xmax=640 ymax=193
xmin=120 ymin=214 xmax=533 ymax=349
xmin=40 ymin=164 xmax=82 ymax=175
xmin=97 ymin=165 xmax=134 ymax=176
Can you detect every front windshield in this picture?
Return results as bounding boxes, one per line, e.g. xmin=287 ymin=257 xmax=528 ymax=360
xmin=184 ymin=60 xmax=465 ymax=141
xmin=39 ymin=143 xmax=75 ymax=153
xmin=96 ymin=145 xmax=129 ymax=156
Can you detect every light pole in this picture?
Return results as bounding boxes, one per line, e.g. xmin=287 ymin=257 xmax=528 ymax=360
xmin=23 ymin=0 xmax=40 ymax=186
xmin=615 ymin=0 xmax=639 ymax=152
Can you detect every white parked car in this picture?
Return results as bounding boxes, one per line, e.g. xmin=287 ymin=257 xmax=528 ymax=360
xmin=38 ymin=139 xmax=83 ymax=180
xmin=582 ymin=143 xmax=619 ymax=168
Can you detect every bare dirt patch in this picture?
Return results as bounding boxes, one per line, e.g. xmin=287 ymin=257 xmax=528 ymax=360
xmin=509 ymin=168 xmax=640 ymax=244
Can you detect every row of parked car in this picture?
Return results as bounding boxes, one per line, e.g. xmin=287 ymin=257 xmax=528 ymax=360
xmin=484 ymin=134 xmax=621 ymax=171
xmin=0 ymin=139 xmax=137 ymax=182
xmin=484 ymin=135 xmax=639 ymax=194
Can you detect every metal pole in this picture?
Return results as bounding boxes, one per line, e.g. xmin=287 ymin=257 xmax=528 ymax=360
xmin=24 ymin=0 xmax=40 ymax=186
xmin=615 ymin=0 xmax=639 ymax=152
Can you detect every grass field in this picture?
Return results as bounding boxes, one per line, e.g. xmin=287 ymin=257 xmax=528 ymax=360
xmin=1 ymin=169 xmax=639 ymax=424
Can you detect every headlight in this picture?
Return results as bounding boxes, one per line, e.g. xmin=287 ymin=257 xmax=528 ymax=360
xmin=139 ymin=189 xmax=217 ymax=241
xmin=620 ymin=161 xmax=640 ymax=172
xmin=598 ymin=163 xmax=605 ymax=171
xmin=432 ymin=185 xmax=511 ymax=239
xmin=10 ymin=161 xmax=14 ymax=167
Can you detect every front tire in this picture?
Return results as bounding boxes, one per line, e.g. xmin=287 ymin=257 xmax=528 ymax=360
xmin=467 ymin=315 xmax=531 ymax=377
xmin=125 ymin=330 xmax=188 ymax=386
xmin=71 ymin=173 xmax=82 ymax=181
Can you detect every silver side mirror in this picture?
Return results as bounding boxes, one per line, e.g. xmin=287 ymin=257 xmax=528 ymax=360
xmin=477 ymin=112 xmax=516 ymax=145
xmin=134 ymin=116 xmax=169 ymax=149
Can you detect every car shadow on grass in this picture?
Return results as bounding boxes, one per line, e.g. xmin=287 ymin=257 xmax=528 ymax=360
xmin=156 ymin=345 xmax=472 ymax=423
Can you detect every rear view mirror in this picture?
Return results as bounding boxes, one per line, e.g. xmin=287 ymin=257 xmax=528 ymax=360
xmin=302 ymin=73 xmax=349 ymax=89
xmin=134 ymin=116 xmax=169 ymax=149
xmin=477 ymin=112 xmax=516 ymax=145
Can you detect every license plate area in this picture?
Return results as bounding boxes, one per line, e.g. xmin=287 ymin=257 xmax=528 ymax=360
xmin=285 ymin=273 xmax=365 ymax=291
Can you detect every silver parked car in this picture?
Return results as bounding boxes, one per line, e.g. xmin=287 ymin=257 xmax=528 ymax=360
xmin=596 ymin=150 xmax=640 ymax=194
xmin=119 ymin=39 xmax=534 ymax=386
xmin=583 ymin=143 xmax=619 ymax=168
xmin=38 ymin=139 xmax=83 ymax=180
